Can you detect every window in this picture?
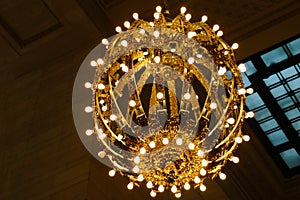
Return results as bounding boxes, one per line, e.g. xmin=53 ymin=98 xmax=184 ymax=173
xmin=242 ymin=35 xmax=300 ymax=176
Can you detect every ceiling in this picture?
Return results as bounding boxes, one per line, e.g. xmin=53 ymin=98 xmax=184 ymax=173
xmin=0 ymin=0 xmax=299 ymax=199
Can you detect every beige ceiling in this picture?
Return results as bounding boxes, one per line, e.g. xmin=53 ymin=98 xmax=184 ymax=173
xmin=0 ymin=0 xmax=299 ymax=199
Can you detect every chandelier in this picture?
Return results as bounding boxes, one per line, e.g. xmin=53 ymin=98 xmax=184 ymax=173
xmin=73 ymin=4 xmax=255 ymax=198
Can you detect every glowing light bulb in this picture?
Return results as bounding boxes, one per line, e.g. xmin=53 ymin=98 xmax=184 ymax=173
xmin=184 ymin=92 xmax=191 ymax=100
xmin=101 ymin=38 xmax=109 ymax=45
xmin=85 ymin=129 xmax=93 ymax=136
xmin=154 ymin=56 xmax=161 ymax=63
xmin=176 ymin=138 xmax=183 ymax=145
xmin=158 ymin=185 xmax=164 ymax=192
xmin=188 ymin=57 xmax=195 ymax=64
xmin=246 ymin=111 xmax=255 ymax=118
xmin=156 ymin=5 xmax=162 ymax=12
xmin=235 ymin=136 xmax=243 ymax=144
xmin=188 ymin=142 xmax=195 ymax=150
xmin=219 ymin=173 xmax=227 ymax=180
xmin=84 ymin=82 xmax=92 ymax=88
xmin=154 ymin=12 xmax=160 ymax=19
xmin=157 ymin=92 xmax=164 ymax=99
xmin=127 ymin=182 xmax=134 ymax=190
xmin=200 ymin=184 xmax=206 ymax=191
xmin=227 ymin=117 xmax=235 ymax=124
xmin=150 ymin=190 xmax=156 ymax=197
xmin=162 ymin=138 xmax=169 ymax=145
xmin=200 ymin=168 xmax=207 ymax=176
xmin=110 ymin=114 xmax=117 ymax=121
xmin=140 ymin=29 xmax=145 ymax=34
xmin=98 ymin=151 xmax=106 ymax=158
xmin=121 ymin=40 xmax=128 ymax=47
xmin=149 ymin=22 xmax=154 ymax=26
xmin=132 ymin=166 xmax=140 ymax=173
xmin=217 ymin=30 xmax=223 ymax=37
xmin=213 ymin=24 xmax=220 ymax=32
xmin=210 ymin=102 xmax=217 ymax=109
xmin=197 ymin=150 xmax=204 ymax=157
xmin=175 ymin=193 xmax=181 ymax=198
xmin=201 ymin=15 xmax=208 ymax=22
xmin=124 ymin=21 xmax=130 ymax=28
xmin=218 ymin=67 xmax=227 ymax=75
xmin=132 ymin=12 xmax=139 ymax=20
xmin=194 ymin=176 xmax=201 ymax=184
xmin=90 ymin=60 xmax=97 ymax=67
xmin=140 ymin=147 xmax=146 ymax=154
xmin=171 ymin=185 xmax=177 ymax=193
xmin=129 ymin=100 xmax=136 ymax=107
xmin=184 ymin=182 xmax=191 ymax=190
xmin=98 ymin=133 xmax=106 ymax=140
xmin=100 ymin=58 xmax=109 ymax=69
xmin=117 ymin=134 xmax=123 ymax=141
xmin=134 ymin=156 xmax=140 ymax=164
xmin=121 ymin=64 xmax=129 ymax=72
xmin=101 ymin=105 xmax=107 ymax=112
xmin=98 ymin=83 xmax=105 ymax=90
xmin=149 ymin=141 xmax=156 ymax=148
xmin=154 ymin=30 xmax=160 ymax=38
xmin=187 ymin=31 xmax=196 ymax=38
xmin=247 ymin=88 xmax=254 ymax=94
xmin=146 ymin=181 xmax=153 ymax=188
xmin=180 ymin=6 xmax=187 ymax=14
xmin=243 ymin=135 xmax=251 ymax=142
xmin=202 ymin=159 xmax=208 ymax=167
xmin=185 ymin=13 xmax=192 ymax=21
xmin=108 ymin=169 xmax=116 ymax=177
xmin=238 ymin=88 xmax=246 ymax=95
xmin=232 ymin=156 xmax=240 ymax=163
xmin=115 ymin=26 xmax=122 ymax=33
xmin=137 ymin=174 xmax=144 ymax=182
xmin=232 ymin=43 xmax=239 ymax=50
xmin=238 ymin=63 xmax=246 ymax=72
xmin=85 ymin=106 xmax=93 ymax=113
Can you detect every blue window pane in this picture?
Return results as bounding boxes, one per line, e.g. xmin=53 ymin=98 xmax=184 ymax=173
xmin=270 ymin=85 xmax=286 ymax=98
xmin=261 ymin=47 xmax=288 ymax=67
xmin=255 ymin=108 xmax=272 ymax=121
xmin=280 ymin=148 xmax=300 ymax=169
xmin=288 ymin=78 xmax=300 ymax=90
xmin=259 ymin=119 xmax=278 ymax=132
xmin=296 ymin=92 xmax=300 ymax=101
xmin=245 ymin=61 xmax=257 ymax=76
xmin=281 ymin=66 xmax=297 ymax=79
xmin=287 ymin=38 xmax=300 ymax=56
xmin=241 ymin=73 xmax=251 ymax=87
xmin=292 ymin=121 xmax=300 ymax=131
xmin=278 ymin=97 xmax=293 ymax=109
xmin=285 ymin=108 xmax=300 ymax=120
xmin=225 ymin=71 xmax=232 ymax=79
xmin=246 ymin=93 xmax=264 ymax=109
xmin=264 ymin=74 xmax=280 ymax=87
xmin=267 ymin=130 xmax=289 ymax=146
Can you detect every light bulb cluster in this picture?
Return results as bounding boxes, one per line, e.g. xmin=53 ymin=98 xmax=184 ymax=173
xmin=82 ymin=5 xmax=254 ymax=198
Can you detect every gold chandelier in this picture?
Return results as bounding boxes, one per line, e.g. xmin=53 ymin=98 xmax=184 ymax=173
xmin=79 ymin=4 xmax=255 ymax=198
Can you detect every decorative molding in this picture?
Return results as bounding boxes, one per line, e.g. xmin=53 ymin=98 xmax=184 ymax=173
xmin=0 ymin=0 xmax=62 ymax=48
xmin=76 ymin=0 xmax=115 ymax=37
xmin=96 ymin=0 xmax=123 ymax=10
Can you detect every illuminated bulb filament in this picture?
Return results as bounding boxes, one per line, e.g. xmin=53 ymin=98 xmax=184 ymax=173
xmin=127 ymin=182 xmax=134 ymax=190
xmin=171 ymin=185 xmax=177 ymax=193
xmin=184 ymin=182 xmax=191 ymax=190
